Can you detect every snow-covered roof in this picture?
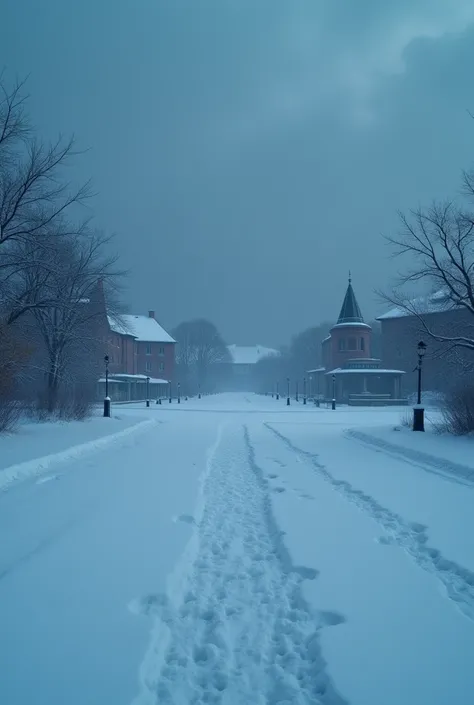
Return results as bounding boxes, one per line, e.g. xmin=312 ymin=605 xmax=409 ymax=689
xmin=105 ymin=374 xmax=169 ymax=383
xmin=108 ymin=314 xmax=175 ymax=343
xmin=307 ymin=367 xmax=325 ymax=374
xmin=377 ymin=290 xmax=457 ymax=321
xmin=326 ymin=368 xmax=405 ymax=375
xmin=227 ymin=344 xmax=280 ymax=365
xmin=331 ymin=321 xmax=372 ymax=330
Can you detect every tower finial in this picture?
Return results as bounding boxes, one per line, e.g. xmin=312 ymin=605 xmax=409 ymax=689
xmin=348 ymin=270 xmax=352 ymax=284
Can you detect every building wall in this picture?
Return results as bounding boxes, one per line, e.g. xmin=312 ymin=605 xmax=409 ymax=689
xmin=328 ymin=324 xmax=371 ymax=370
xmin=134 ymin=341 xmax=175 ymax=380
xmin=107 ymin=332 xmax=136 ymax=375
xmin=380 ymin=308 xmax=474 ymax=392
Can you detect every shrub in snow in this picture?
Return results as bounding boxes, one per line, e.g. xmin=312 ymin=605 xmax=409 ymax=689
xmin=399 ymin=409 xmax=412 ymax=429
xmin=0 ymin=325 xmax=31 ymax=432
xmin=0 ymin=398 xmax=22 ymax=432
xmin=29 ymin=382 xmax=96 ymax=422
xmin=441 ymin=382 xmax=474 ymax=435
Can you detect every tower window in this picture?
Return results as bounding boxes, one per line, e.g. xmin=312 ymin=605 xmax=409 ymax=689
xmin=360 ymin=337 xmax=365 ymax=351
xmin=338 ymin=338 xmax=345 ymax=351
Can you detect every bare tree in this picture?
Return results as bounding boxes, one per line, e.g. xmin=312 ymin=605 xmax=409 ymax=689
xmin=0 ymin=74 xmax=91 ymax=325
xmin=172 ymin=319 xmax=230 ymax=394
xmin=0 ymin=73 xmax=29 ymax=154
xmin=15 ymin=230 xmax=123 ymax=415
xmin=383 ymin=196 xmax=474 ymax=352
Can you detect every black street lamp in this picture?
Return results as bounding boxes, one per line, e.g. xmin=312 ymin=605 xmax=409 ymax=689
xmin=413 ymin=340 xmax=427 ymax=432
xmin=303 ymin=377 xmax=307 ymax=405
xmin=178 ymin=381 xmax=181 ymax=404
xmin=146 ymin=376 xmax=150 ymax=407
xmin=198 ymin=383 xmax=201 ymax=400
xmin=287 ymin=377 xmax=290 ymax=406
xmin=169 ymin=380 xmax=172 ymax=403
xmin=295 ymin=380 xmax=299 ymax=402
xmin=276 ymin=381 xmax=279 ymax=400
xmin=103 ymin=354 xmax=111 ymax=417
xmin=332 ymin=373 xmax=336 ymax=411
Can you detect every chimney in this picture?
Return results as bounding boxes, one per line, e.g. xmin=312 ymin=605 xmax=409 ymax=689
xmin=148 ymin=310 xmax=155 ymax=319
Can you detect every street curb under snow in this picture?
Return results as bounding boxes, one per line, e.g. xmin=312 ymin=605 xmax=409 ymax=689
xmin=0 ymin=418 xmax=158 ymax=494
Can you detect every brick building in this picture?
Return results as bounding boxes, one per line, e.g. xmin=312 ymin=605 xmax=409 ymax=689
xmin=107 ymin=311 xmax=175 ymax=381
xmin=310 ymin=277 xmax=405 ymax=405
xmin=377 ymin=291 xmax=474 ymax=393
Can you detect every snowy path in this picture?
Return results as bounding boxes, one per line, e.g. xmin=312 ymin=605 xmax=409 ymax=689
xmin=2 ymin=395 xmax=474 ymax=705
xmin=267 ymin=423 xmax=474 ymax=623
xmin=135 ymin=424 xmax=346 ymax=705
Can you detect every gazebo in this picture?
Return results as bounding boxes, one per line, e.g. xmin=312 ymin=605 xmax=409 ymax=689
xmin=309 ymin=276 xmax=407 ymax=405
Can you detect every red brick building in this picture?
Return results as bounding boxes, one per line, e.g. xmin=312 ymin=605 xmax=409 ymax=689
xmin=86 ymin=280 xmax=175 ymax=381
xmin=107 ymin=311 xmax=176 ymax=381
xmin=310 ymin=277 xmax=405 ymax=404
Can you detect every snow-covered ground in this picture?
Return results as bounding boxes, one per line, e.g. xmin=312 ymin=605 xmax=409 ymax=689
xmin=1 ymin=394 xmax=473 ymax=705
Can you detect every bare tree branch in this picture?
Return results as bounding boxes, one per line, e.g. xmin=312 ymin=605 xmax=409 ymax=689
xmin=381 ymin=194 xmax=474 ymax=352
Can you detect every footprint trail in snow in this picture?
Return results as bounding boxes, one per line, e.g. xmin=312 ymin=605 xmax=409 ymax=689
xmin=133 ymin=425 xmax=346 ymax=705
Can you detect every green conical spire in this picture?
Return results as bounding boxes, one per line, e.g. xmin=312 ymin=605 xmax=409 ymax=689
xmin=337 ymin=273 xmax=364 ymax=324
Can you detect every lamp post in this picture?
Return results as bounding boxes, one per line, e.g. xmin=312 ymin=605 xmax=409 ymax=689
xmin=303 ymin=377 xmax=307 ymax=405
xmin=276 ymin=381 xmax=279 ymax=400
xmin=103 ymin=354 xmax=111 ymax=417
xmin=146 ymin=376 xmax=150 ymax=407
xmin=316 ymin=373 xmax=320 ymax=407
xmin=413 ymin=341 xmax=427 ymax=432
xmin=178 ymin=381 xmax=181 ymax=404
xmin=287 ymin=377 xmax=290 ymax=406
xmin=332 ymin=373 xmax=336 ymax=410
xmin=295 ymin=380 xmax=299 ymax=402
xmin=198 ymin=383 xmax=201 ymax=400
xmin=169 ymin=380 xmax=172 ymax=403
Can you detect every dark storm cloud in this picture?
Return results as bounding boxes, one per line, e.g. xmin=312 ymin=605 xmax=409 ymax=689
xmin=2 ymin=1 xmax=474 ymax=346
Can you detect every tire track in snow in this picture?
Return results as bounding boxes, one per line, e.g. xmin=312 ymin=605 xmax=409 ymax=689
xmin=133 ymin=424 xmax=347 ymax=705
xmin=266 ymin=423 xmax=474 ymax=623
xmin=345 ymin=429 xmax=474 ymax=487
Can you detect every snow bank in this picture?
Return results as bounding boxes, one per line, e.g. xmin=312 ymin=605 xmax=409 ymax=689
xmin=0 ymin=418 xmax=157 ymax=493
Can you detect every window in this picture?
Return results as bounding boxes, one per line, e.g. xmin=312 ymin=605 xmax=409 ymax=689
xmin=145 ymin=361 xmax=152 ymax=373
xmin=348 ymin=337 xmax=357 ymax=350
xmin=338 ymin=339 xmax=345 ymax=351
xmin=159 ymin=346 xmax=165 ymax=356
xmin=159 ymin=362 xmax=165 ymax=372
xmin=145 ymin=344 xmax=152 ymax=356
xmin=360 ymin=337 xmax=365 ymax=351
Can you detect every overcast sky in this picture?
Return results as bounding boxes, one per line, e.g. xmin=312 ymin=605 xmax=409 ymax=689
xmin=2 ymin=1 xmax=474 ymax=347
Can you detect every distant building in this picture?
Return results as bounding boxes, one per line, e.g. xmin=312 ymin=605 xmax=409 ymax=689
xmin=224 ymin=344 xmax=280 ymax=391
xmin=309 ymin=277 xmax=406 ymax=405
